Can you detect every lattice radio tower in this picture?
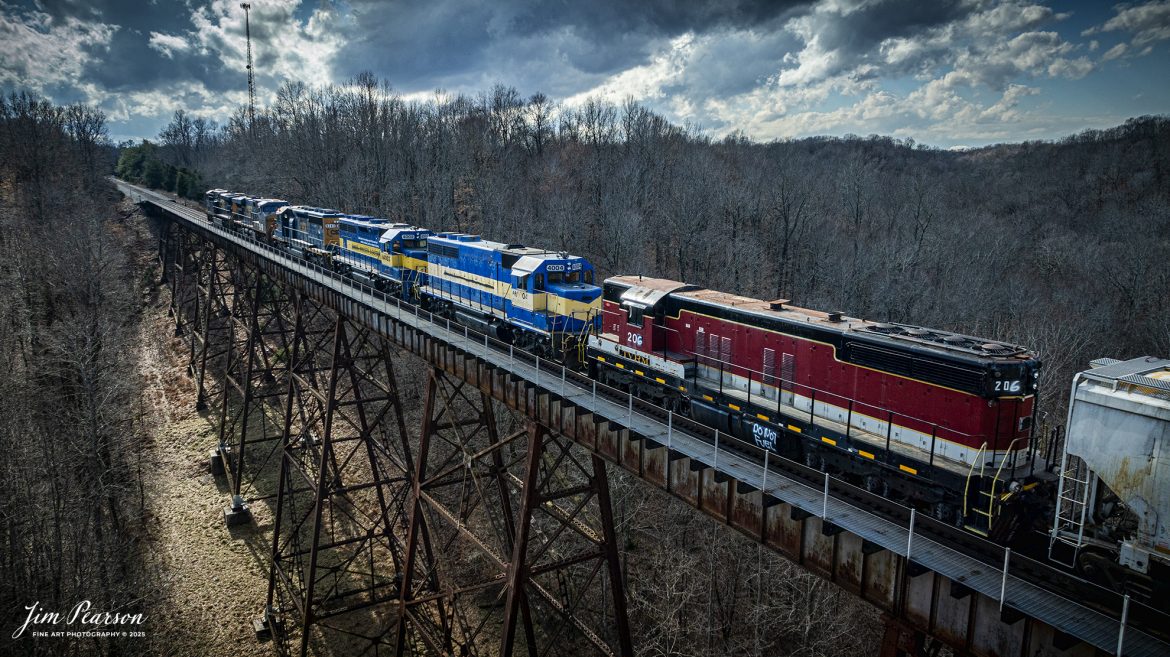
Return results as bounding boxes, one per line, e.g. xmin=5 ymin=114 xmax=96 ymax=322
xmin=241 ymin=3 xmax=256 ymax=129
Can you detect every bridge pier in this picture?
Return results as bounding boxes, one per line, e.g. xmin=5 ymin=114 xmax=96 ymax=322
xmin=214 ymin=267 xmax=295 ymax=526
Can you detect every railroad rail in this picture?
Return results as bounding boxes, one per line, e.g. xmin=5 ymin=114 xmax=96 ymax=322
xmin=118 ymin=179 xmax=1170 ymax=657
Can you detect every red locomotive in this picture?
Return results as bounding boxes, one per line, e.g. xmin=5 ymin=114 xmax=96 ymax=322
xmin=587 ymin=276 xmax=1043 ymax=536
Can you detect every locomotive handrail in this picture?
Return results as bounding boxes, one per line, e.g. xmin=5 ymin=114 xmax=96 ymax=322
xmin=130 ymin=183 xmax=1170 ymax=654
xmin=962 ymin=442 xmax=988 ymax=524
xmin=988 ymin=437 xmax=1021 ymax=523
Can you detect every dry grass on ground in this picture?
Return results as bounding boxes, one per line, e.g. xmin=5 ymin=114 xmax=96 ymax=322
xmin=127 ymin=202 xmax=273 ymax=657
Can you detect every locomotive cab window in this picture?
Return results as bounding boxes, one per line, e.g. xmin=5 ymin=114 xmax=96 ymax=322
xmin=584 ymin=271 xmax=593 ymax=284
xmin=626 ymin=304 xmax=645 ymax=326
xmin=534 ymin=275 xmax=544 ymax=291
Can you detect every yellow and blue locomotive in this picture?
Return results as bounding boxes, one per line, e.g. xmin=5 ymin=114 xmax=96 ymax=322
xmin=274 ymin=205 xmax=343 ymax=266
xmin=335 ymin=215 xmax=430 ymax=299
xmin=421 ymin=233 xmax=602 ymax=360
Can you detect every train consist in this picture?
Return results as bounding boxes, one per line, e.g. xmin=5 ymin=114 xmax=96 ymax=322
xmin=204 ymin=189 xmax=601 ymax=360
xmin=202 ymin=188 xmax=1160 ymax=596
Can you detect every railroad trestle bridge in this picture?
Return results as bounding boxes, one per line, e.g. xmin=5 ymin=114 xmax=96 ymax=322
xmin=121 ymin=179 xmax=1169 ymax=657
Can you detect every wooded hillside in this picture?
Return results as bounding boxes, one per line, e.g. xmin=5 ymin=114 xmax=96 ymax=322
xmin=160 ymin=77 xmax=1170 ymax=418
xmin=0 ymin=92 xmax=151 ymax=656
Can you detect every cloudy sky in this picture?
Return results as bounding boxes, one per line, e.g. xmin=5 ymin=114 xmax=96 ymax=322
xmin=2 ymin=0 xmax=1168 ymax=147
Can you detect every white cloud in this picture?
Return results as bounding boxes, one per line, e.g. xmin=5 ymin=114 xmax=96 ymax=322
xmin=979 ymin=83 xmax=1039 ymax=122
xmin=100 ymin=81 xmax=248 ymax=124
xmin=148 ymin=32 xmax=190 ymax=58
xmin=563 ymin=33 xmax=695 ymax=106
xmin=0 ymin=9 xmax=117 ymax=97
xmin=186 ymin=0 xmax=344 ymax=89
xmin=1102 ymin=42 xmax=1129 ymax=61
xmin=1098 ymin=1 xmax=1170 ymax=46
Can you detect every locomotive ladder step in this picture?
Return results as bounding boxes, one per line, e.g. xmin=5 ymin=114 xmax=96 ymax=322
xmin=963 ymin=525 xmax=989 ymax=537
xmin=972 ymin=508 xmax=992 ymax=517
xmin=1051 ymin=535 xmax=1084 ymax=548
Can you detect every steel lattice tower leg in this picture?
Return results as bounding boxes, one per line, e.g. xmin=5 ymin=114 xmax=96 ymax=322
xmin=265 ymin=296 xmax=416 ymax=656
xmin=214 ymin=266 xmax=296 ymax=525
xmin=189 ymin=243 xmax=234 ymax=410
xmin=166 ymin=225 xmax=202 ymax=339
xmin=395 ymin=368 xmax=633 ymax=657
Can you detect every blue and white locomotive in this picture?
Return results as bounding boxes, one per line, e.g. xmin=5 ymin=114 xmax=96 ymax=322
xmin=274 ymin=206 xmax=344 ymax=266
xmin=202 ymin=188 xmax=603 ymax=362
xmin=203 ymin=190 xmax=287 ymax=238
xmin=335 ymin=216 xmax=431 ymax=299
xmin=421 ymin=232 xmax=602 ymax=359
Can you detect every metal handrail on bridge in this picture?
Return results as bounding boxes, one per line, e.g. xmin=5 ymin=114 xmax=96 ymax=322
xmin=126 ymin=182 xmax=1169 ymax=656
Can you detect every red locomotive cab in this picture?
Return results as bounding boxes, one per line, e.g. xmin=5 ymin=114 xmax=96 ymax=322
xmin=603 ymin=277 xmax=697 ymax=356
xmin=620 ymin=302 xmax=653 ymax=352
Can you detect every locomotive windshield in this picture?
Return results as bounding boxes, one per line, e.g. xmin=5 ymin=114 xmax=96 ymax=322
xmin=548 ymin=270 xmax=578 ymax=284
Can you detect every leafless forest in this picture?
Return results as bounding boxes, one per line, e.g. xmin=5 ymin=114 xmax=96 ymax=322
xmin=0 ymin=93 xmax=150 ymax=656
xmin=156 ymin=77 xmax=1170 ymax=417
xmin=3 ymin=76 xmax=1169 ymax=657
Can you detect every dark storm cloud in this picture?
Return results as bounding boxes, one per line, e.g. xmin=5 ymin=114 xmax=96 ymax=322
xmin=79 ymin=29 xmax=237 ymax=94
xmin=330 ymin=0 xmax=812 ymax=91
xmin=25 ymin=0 xmax=191 ymax=32
xmin=784 ymin=0 xmax=979 ymax=79
xmin=503 ymin=0 xmax=808 ymax=43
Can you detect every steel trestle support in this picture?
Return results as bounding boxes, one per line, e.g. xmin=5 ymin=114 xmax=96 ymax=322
xmin=156 ymin=217 xmax=633 ymax=657
xmin=395 ymin=368 xmax=633 ymax=657
xmin=265 ymin=297 xmax=414 ymax=656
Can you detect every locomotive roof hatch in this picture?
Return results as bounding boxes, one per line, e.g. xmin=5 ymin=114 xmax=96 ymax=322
xmin=510 ymin=251 xmax=593 ymax=275
xmin=612 ymin=276 xmax=699 ymax=316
